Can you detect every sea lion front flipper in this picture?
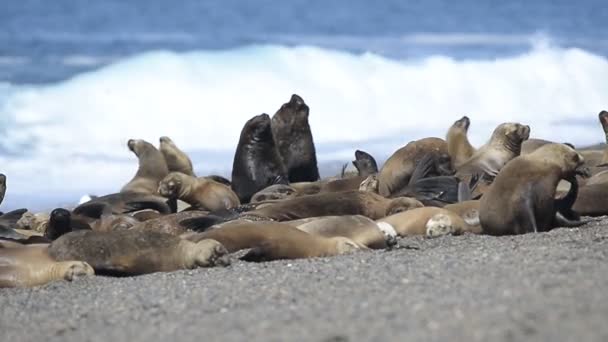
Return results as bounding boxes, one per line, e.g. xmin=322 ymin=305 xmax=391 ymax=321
xmin=0 ymin=209 xmax=28 ymax=228
xmin=554 ymin=175 xmax=579 ymax=221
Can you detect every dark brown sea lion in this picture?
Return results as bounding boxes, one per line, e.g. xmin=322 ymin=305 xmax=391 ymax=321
xmin=73 ymin=192 xmax=174 ymax=219
xmin=48 ymin=230 xmax=229 ymax=275
xmin=185 ymin=221 xmax=363 ymax=261
xmin=43 ymin=208 xmax=91 ymax=240
xmin=158 ymin=172 xmax=240 ymax=211
xmin=378 ymin=207 xmax=475 ymax=237
xmin=159 ymin=136 xmax=195 ymax=176
xmin=446 ymin=116 xmax=475 ymax=168
xmin=352 ymin=150 xmax=378 ymax=177
xmin=271 ymin=94 xmax=320 ymax=183
xmin=231 ymin=113 xmax=288 ymax=203
xmin=480 ymin=144 xmax=585 ymax=235
xmin=0 ymin=245 xmax=94 ymax=288
xmin=378 ymin=137 xmax=453 ymax=197
xmin=121 ymin=139 xmax=170 ymax=195
xmin=287 ymin=215 xmax=397 ymax=249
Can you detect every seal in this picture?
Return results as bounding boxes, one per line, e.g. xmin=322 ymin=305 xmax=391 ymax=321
xmin=352 ymin=150 xmax=378 ymax=177
xmin=480 ymin=143 xmax=585 ymax=235
xmin=121 ymin=139 xmax=170 ymax=195
xmin=287 ymin=215 xmax=397 ymax=249
xmin=185 ymin=221 xmax=363 ymax=261
xmin=231 ymin=113 xmax=288 ymax=203
xmin=446 ymin=116 xmax=475 ymax=168
xmin=271 ymin=94 xmax=320 ymax=182
xmin=159 ymin=136 xmax=195 ymax=176
xmin=377 ymin=207 xmax=474 ymax=237
xmin=378 ymin=137 xmax=453 ymax=197
xmin=0 ymin=245 xmax=94 ymax=288
xmin=245 ymin=190 xmax=423 ymax=221
xmin=455 ymin=122 xmax=530 ymax=198
xmin=48 ymin=229 xmax=229 ymax=275
xmin=158 ymin=172 xmax=240 ymax=211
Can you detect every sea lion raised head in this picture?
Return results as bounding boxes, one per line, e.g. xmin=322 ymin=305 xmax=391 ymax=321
xmin=446 ymin=115 xmax=475 ymax=167
xmin=352 ymin=150 xmax=378 ymax=177
xmin=158 ymin=172 xmax=240 ymax=211
xmin=271 ymin=94 xmax=320 ymax=183
xmin=159 ymin=136 xmax=195 ymax=176
xmin=487 ymin=122 xmax=530 ymax=154
xmin=43 ymin=208 xmax=72 ymax=240
xmin=122 ymin=139 xmax=170 ymax=195
xmin=232 ymin=113 xmax=288 ymax=203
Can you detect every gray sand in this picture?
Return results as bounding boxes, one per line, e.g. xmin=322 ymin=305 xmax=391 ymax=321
xmin=1 ymin=219 xmax=608 ymax=342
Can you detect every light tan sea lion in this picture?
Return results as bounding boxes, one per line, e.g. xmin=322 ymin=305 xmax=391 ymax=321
xmin=378 ymin=207 xmax=474 ymax=237
xmin=446 ymin=116 xmax=475 ymax=168
xmin=0 ymin=245 xmax=93 ymax=288
xmin=378 ymin=137 xmax=453 ymax=197
xmin=287 ymin=215 xmax=397 ymax=249
xmin=443 ymin=200 xmax=482 ymax=233
xmin=159 ymin=136 xmax=195 ymax=176
xmin=48 ymin=230 xmax=229 ymax=275
xmin=480 ymin=144 xmax=585 ymax=235
xmin=121 ymin=139 xmax=170 ymax=195
xmin=158 ymin=172 xmax=240 ymax=211
xmin=185 ymin=221 xmax=364 ymax=261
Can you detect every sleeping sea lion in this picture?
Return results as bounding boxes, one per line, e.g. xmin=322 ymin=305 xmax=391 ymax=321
xmin=231 ymin=113 xmax=288 ymax=203
xmin=121 ymin=139 xmax=170 ymax=195
xmin=159 ymin=136 xmax=195 ymax=176
xmin=271 ymin=94 xmax=320 ymax=182
xmin=158 ymin=172 xmax=240 ymax=211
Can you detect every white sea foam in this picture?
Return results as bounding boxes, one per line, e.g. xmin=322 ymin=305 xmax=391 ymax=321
xmin=0 ymin=43 xmax=607 ymax=209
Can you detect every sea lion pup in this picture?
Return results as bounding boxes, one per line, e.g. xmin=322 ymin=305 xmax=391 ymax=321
xmin=159 ymin=136 xmax=195 ymax=176
xmin=73 ymin=192 xmax=174 ymax=219
xmin=352 ymin=150 xmax=378 ymax=177
xmin=231 ymin=113 xmax=289 ymax=203
xmin=443 ymin=200 xmax=482 ymax=233
xmin=455 ymin=122 xmax=530 ymax=198
xmin=129 ymin=210 xmax=209 ymax=235
xmin=184 ymin=221 xmax=363 ymax=262
xmin=0 ymin=245 xmax=94 ymax=288
xmin=446 ymin=116 xmax=475 ymax=168
xmin=271 ymin=94 xmax=320 ymax=183
xmin=245 ymin=190 xmax=423 ymax=222
xmin=250 ymin=184 xmax=298 ymax=203
xmin=378 ymin=137 xmax=453 ymax=197
xmin=158 ymin=172 xmax=240 ymax=211
xmin=43 ymin=208 xmax=91 ymax=240
xmin=286 ymin=215 xmax=397 ymax=249
xmin=121 ymin=139 xmax=170 ymax=195
xmin=378 ymin=207 xmax=475 ymax=237
xmin=480 ymin=143 xmax=586 ymax=235
xmin=48 ymin=230 xmax=229 ymax=276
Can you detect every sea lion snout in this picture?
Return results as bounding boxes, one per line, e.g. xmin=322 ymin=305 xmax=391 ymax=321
xmin=456 ymin=115 xmax=470 ymax=130
xmin=159 ymin=136 xmax=172 ymax=144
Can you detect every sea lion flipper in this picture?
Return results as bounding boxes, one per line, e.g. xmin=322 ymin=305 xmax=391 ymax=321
xmin=553 ymin=211 xmax=587 ymax=228
xmin=73 ymin=202 xmax=112 ymax=219
xmin=408 ymin=154 xmax=436 ymax=186
xmin=0 ymin=209 xmax=28 ymax=228
xmin=554 ymin=175 xmax=579 ymax=221
xmin=411 ymin=176 xmax=460 ymax=205
xmin=124 ymin=200 xmax=171 ymax=214
xmin=179 ymin=215 xmax=230 ymax=232
xmin=240 ymin=244 xmax=272 ymax=262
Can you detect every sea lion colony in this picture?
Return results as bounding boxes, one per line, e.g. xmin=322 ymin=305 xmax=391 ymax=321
xmin=0 ymin=96 xmax=605 ymax=288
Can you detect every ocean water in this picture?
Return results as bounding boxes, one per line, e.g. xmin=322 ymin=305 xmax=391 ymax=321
xmin=1 ymin=0 xmax=607 ymax=210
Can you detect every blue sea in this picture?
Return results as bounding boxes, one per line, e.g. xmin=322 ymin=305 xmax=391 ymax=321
xmin=1 ymin=0 xmax=607 ymax=210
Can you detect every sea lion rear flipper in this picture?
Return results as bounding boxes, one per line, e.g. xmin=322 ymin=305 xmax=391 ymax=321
xmin=166 ymin=197 xmax=178 ymax=213
xmin=411 ymin=176 xmax=460 ymax=205
xmin=0 ymin=209 xmax=28 ymax=228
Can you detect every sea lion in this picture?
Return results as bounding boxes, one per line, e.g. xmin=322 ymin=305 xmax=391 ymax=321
xmin=48 ymin=230 xmax=229 ymax=275
xmin=245 ymin=190 xmax=423 ymax=222
xmin=271 ymin=94 xmax=320 ymax=182
xmin=185 ymin=221 xmax=363 ymax=261
xmin=443 ymin=200 xmax=482 ymax=233
xmin=129 ymin=210 xmax=210 ymax=235
xmin=73 ymin=192 xmax=174 ymax=219
xmin=572 ymin=182 xmax=608 ymax=216
xmin=446 ymin=116 xmax=475 ymax=168
xmin=0 ymin=209 xmax=28 ymax=230
xmin=231 ymin=113 xmax=288 ymax=203
xmin=159 ymin=136 xmax=195 ymax=176
xmin=87 ymin=214 xmax=141 ymax=232
xmin=378 ymin=207 xmax=474 ymax=237
xmin=378 ymin=137 xmax=453 ymax=197
xmin=43 ymin=208 xmax=91 ymax=240
xmin=480 ymin=143 xmax=585 ymax=235
xmin=0 ymin=245 xmax=94 ymax=288
xmin=158 ymin=172 xmax=240 ymax=211
xmin=121 ymin=139 xmax=170 ymax=195
xmin=455 ymin=122 xmax=530 ymax=198
xmin=287 ymin=215 xmax=397 ymax=249
xmin=0 ymin=173 xmax=6 ymax=207
xmin=352 ymin=150 xmax=378 ymax=177
xmin=250 ymin=184 xmax=298 ymax=203
xmin=521 ymin=138 xmax=553 ymax=155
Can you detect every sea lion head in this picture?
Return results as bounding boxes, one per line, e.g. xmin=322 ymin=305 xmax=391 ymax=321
xmin=531 ymin=143 xmax=585 ymax=176
xmin=159 ymin=136 xmax=175 ymax=146
xmin=386 ymin=197 xmax=424 ymax=216
xmin=490 ymin=122 xmax=530 ymax=153
xmin=127 ymin=139 xmax=154 ymax=157
xmin=274 ymin=94 xmax=309 ymax=121
xmin=452 ymin=115 xmax=471 ymax=131
xmin=244 ymin=113 xmax=273 ymax=142
xmin=158 ymin=172 xmax=186 ymax=198
xmin=352 ymin=150 xmax=378 ymax=176
xmin=45 ymin=208 xmax=72 ymax=240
